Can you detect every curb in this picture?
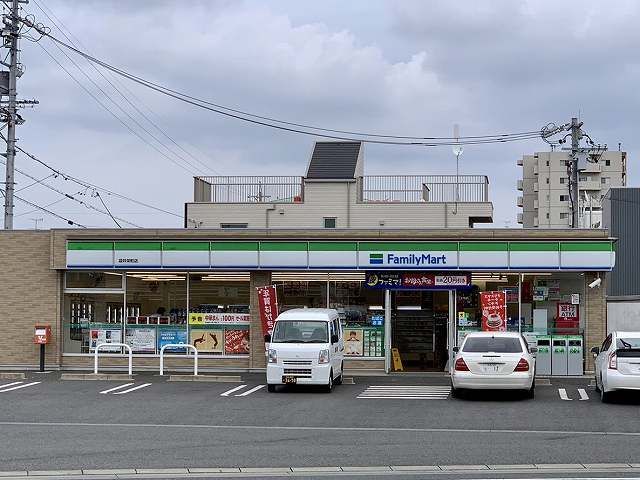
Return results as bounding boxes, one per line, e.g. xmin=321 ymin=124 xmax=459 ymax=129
xmin=168 ymin=375 xmax=241 ymax=383
xmin=0 ymin=373 xmax=26 ymax=380
xmin=60 ymin=374 xmax=133 ymax=381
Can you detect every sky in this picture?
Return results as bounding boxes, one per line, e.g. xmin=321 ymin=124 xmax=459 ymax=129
xmin=6 ymin=0 xmax=638 ymax=229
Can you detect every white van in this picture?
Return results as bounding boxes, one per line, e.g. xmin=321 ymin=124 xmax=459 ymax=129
xmin=265 ymin=308 xmax=344 ymax=392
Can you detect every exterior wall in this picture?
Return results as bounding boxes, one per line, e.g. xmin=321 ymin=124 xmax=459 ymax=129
xmin=0 ymin=231 xmax=60 ymax=369
xmin=249 ymin=271 xmax=271 ymax=369
xmin=585 ymin=272 xmax=607 ymax=372
xmin=518 ymin=151 xmax=626 ymax=228
xmin=606 ymin=299 xmax=640 ymax=333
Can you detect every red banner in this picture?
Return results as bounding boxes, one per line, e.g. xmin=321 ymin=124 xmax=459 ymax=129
xmin=480 ymin=291 xmax=507 ymax=331
xmin=556 ymin=303 xmax=579 ymax=333
xmin=257 ymin=285 xmax=279 ymax=337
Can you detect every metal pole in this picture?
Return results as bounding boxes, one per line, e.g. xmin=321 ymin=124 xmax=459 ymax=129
xmin=3 ymin=0 xmax=20 ymax=229
xmin=570 ymin=117 xmax=581 ymax=228
xmin=518 ymin=274 xmax=522 ymax=335
xmin=39 ymin=343 xmax=45 ymax=372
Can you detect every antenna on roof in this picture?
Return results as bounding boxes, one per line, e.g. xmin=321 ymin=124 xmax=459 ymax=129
xmin=452 ymin=124 xmax=463 ymax=215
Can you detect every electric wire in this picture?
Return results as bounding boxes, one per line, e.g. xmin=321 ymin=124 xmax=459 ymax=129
xmin=94 ymin=191 xmax=121 ymax=228
xmin=0 ymin=187 xmax=87 ymax=227
xmin=31 ymin=0 xmax=222 ymax=176
xmin=21 ymin=18 xmax=565 ymax=146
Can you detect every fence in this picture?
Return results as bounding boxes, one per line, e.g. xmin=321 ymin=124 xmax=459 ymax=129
xmin=196 ymin=176 xmax=303 ymax=203
xmin=358 ymin=175 xmax=489 ymax=203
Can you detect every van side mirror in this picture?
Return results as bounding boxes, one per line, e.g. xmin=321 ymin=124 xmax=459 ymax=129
xmin=590 ymin=346 xmax=599 ymax=355
xmin=264 ymin=334 xmax=271 ymax=343
xmin=331 ymin=334 xmax=339 ymax=344
xmin=452 ymin=346 xmax=459 ymax=353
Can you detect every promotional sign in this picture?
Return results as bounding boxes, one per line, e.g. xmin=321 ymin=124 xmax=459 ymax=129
xmin=480 ymin=291 xmax=507 ymax=332
xmin=89 ymin=328 xmax=122 ymax=352
xmin=504 ymin=287 xmax=519 ymax=304
xmin=557 ymin=303 xmax=579 ymax=320
xmin=344 ymin=328 xmax=363 ymax=356
xmin=158 ymin=328 xmax=188 ymax=351
xmin=362 ymin=329 xmax=383 ymax=357
xmin=571 ymin=293 xmax=580 ymax=305
xmin=188 ymin=312 xmax=251 ymax=325
xmin=125 ymin=327 xmax=156 ymax=353
xmin=257 ymin=285 xmax=279 ymax=336
xmin=190 ymin=329 xmax=223 ymax=353
xmin=365 ymin=272 xmax=471 ymax=290
xmin=224 ymin=329 xmax=250 ymax=355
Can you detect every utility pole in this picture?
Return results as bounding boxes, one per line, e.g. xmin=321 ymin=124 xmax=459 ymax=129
xmin=569 ymin=117 xmax=581 ymax=228
xmin=30 ymin=217 xmax=42 ymax=230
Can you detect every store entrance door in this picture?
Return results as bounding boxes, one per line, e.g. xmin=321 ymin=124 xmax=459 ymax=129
xmin=390 ymin=290 xmax=449 ymax=371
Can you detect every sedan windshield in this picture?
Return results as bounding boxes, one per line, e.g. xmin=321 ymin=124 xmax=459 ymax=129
xmin=463 ymin=337 xmax=523 ymax=353
xmin=271 ymin=320 xmax=328 ymax=343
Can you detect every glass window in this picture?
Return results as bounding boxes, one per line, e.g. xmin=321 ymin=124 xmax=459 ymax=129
xmin=220 ymin=223 xmax=248 ymax=229
xmin=616 ymin=337 xmax=640 ymax=349
xmin=277 ymin=280 xmax=327 ymax=311
xmin=605 ymin=160 xmax=611 ymax=166
xmin=462 ymin=336 xmax=523 ymax=353
xmin=324 ymin=217 xmax=337 ymax=228
xmin=560 ymin=212 xmax=568 ymax=219
xmin=65 ymin=271 xmax=123 ymax=290
xmin=272 ymin=321 xmax=328 ymax=343
xmin=560 ymin=177 xmax=566 ymax=184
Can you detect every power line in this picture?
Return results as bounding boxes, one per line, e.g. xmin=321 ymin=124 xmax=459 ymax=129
xmin=21 ymin=18 xmax=565 ymax=146
xmin=94 ymin=191 xmax=121 ymax=228
xmin=0 ymin=187 xmax=87 ymax=227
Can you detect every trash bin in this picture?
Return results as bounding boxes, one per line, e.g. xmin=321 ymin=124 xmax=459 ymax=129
xmin=567 ymin=335 xmax=583 ymax=376
xmin=552 ymin=336 xmax=568 ymax=376
xmin=536 ymin=335 xmax=552 ymax=376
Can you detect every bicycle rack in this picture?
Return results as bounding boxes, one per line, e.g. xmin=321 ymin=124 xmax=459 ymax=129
xmin=94 ymin=343 xmax=132 ymax=376
xmin=159 ymin=344 xmax=198 ymax=376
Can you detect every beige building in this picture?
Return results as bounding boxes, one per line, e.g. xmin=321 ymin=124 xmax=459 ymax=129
xmin=187 ymin=141 xmax=493 ymax=229
xmin=517 ymin=151 xmax=626 ymax=228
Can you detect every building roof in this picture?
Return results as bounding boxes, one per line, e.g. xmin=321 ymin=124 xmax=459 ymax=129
xmin=305 ymin=141 xmax=361 ymax=180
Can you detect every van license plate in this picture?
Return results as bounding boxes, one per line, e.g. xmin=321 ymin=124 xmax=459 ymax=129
xmin=282 ymin=376 xmax=297 ymax=384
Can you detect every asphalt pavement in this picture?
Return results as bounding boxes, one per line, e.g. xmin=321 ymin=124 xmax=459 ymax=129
xmin=1 ymin=371 xmax=640 ymax=475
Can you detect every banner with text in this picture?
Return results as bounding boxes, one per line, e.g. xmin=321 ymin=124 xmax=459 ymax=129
xmin=257 ymin=285 xmax=279 ymax=336
xmin=365 ymin=271 xmax=471 ymax=290
xmin=188 ymin=312 xmax=251 ymax=325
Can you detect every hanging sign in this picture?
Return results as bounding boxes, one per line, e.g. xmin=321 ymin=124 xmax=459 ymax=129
xmin=480 ymin=291 xmax=507 ymax=332
xmin=257 ymin=285 xmax=279 ymax=336
xmin=188 ymin=312 xmax=251 ymax=325
xmin=365 ymin=271 xmax=470 ymax=290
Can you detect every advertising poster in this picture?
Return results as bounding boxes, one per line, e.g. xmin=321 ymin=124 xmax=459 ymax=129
xmin=224 ymin=329 xmax=250 ymax=355
xmin=365 ymin=272 xmax=470 ymax=290
xmin=158 ymin=328 xmax=188 ymax=352
xmin=548 ymin=280 xmax=561 ymax=300
xmin=188 ymin=312 xmax=251 ymax=325
xmin=125 ymin=327 xmax=156 ymax=353
xmin=363 ymin=329 xmax=383 ymax=357
xmin=480 ymin=291 xmax=507 ymax=332
xmin=190 ymin=329 xmax=223 ymax=353
xmin=89 ymin=328 xmax=122 ymax=352
xmin=344 ymin=328 xmax=363 ymax=356
xmin=257 ymin=285 xmax=279 ymax=336
xmin=504 ymin=287 xmax=519 ymax=304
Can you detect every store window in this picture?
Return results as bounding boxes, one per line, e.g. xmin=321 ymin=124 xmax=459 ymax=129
xmin=323 ymin=217 xmax=337 ymax=229
xmin=125 ymin=273 xmax=187 ymax=355
xmin=65 ymin=271 xmax=123 ymax=290
xmin=188 ymin=273 xmax=250 ymax=356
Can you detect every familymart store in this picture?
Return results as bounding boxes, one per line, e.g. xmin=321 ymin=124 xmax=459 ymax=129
xmin=55 ymin=230 xmax=614 ymax=375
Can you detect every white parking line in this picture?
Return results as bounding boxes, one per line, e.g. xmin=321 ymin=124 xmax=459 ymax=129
xmin=0 ymin=381 xmax=40 ymax=393
xmin=112 ymin=383 xmax=152 ymax=395
xmin=578 ymin=388 xmax=589 ymax=401
xmin=235 ymin=385 xmax=266 ymax=396
xmin=99 ymin=383 xmax=135 ymax=394
xmin=220 ymin=385 xmax=247 ymax=397
xmin=558 ymin=388 xmax=572 ymax=401
xmin=0 ymin=381 xmax=24 ymax=390
xmin=358 ymin=386 xmax=451 ymax=400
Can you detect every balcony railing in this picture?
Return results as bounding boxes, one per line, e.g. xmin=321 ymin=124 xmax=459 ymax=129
xmin=194 ymin=174 xmax=489 ymax=204
xmin=358 ymin=175 xmax=489 ymax=203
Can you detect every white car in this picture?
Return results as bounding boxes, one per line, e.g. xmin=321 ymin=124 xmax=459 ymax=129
xmin=592 ymin=331 xmax=640 ymax=402
xmin=265 ymin=308 xmax=344 ymax=393
xmin=451 ymin=332 xmax=536 ymax=398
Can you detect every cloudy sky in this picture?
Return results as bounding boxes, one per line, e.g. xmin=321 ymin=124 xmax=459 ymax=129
xmin=8 ymin=0 xmax=638 ymax=229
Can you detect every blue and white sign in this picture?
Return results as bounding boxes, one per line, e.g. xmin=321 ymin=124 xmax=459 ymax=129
xmin=158 ymin=328 xmax=188 ymax=352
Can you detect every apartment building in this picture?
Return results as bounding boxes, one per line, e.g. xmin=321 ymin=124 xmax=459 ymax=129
xmin=186 ymin=141 xmax=493 ymax=229
xmin=517 ymin=150 xmax=626 ymax=228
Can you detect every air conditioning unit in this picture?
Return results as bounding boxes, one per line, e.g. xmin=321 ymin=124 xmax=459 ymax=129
xmin=533 ymin=165 xmax=538 ymax=175
xmin=533 ymin=199 xmax=539 ymax=209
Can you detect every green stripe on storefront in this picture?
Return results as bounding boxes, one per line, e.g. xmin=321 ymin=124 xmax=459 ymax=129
xmin=211 ymin=242 xmax=258 ymax=251
xmin=560 ymin=242 xmax=612 ymax=252
xmin=114 ymin=242 xmax=161 ymax=251
xmin=459 ymin=242 xmax=508 ymax=251
xmin=67 ymin=242 xmax=113 ymax=251
xmin=163 ymin=242 xmax=209 ymax=251
xmin=308 ymin=242 xmax=357 ymax=252
xmin=260 ymin=242 xmax=308 ymax=251
xmin=509 ymin=242 xmax=559 ymax=252
xmin=359 ymin=242 xmax=457 ymax=251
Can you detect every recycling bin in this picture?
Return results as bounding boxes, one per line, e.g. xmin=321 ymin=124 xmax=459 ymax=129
xmin=552 ymin=336 xmax=568 ymax=376
xmin=535 ymin=335 xmax=552 ymax=376
xmin=567 ymin=335 xmax=584 ymax=376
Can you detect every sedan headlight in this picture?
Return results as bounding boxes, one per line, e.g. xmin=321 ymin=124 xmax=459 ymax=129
xmin=268 ymin=349 xmax=277 ymax=364
xmin=318 ymin=349 xmax=330 ymax=364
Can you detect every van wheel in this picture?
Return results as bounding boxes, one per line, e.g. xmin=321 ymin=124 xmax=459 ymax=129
xmin=335 ymin=363 xmax=344 ymax=385
xmin=324 ymin=371 xmax=333 ymax=393
xmin=267 ymin=384 xmax=276 ymax=393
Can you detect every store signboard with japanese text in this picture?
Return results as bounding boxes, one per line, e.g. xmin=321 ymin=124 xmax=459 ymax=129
xmin=359 ymin=242 xmax=459 ymax=269
xmin=480 ymin=291 xmax=507 ymax=332
xmin=365 ymin=271 xmax=470 ymax=290
xmin=188 ymin=312 xmax=251 ymax=325
xmin=257 ymin=285 xmax=279 ymax=336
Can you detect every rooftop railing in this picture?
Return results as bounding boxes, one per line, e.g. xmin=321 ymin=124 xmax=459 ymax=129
xmin=194 ymin=174 xmax=489 ymax=204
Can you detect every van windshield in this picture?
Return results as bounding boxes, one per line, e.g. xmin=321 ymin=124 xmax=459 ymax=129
xmin=271 ymin=320 xmax=329 ymax=343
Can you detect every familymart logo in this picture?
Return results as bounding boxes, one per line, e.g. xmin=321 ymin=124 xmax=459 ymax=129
xmin=369 ymin=252 xmax=447 ymax=266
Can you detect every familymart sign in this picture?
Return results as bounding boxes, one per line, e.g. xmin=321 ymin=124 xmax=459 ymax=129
xmin=66 ymin=240 xmax=615 ymax=271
